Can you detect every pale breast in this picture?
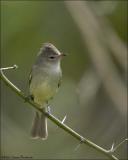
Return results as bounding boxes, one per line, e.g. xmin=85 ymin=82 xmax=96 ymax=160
xmin=30 ymin=72 xmax=60 ymax=106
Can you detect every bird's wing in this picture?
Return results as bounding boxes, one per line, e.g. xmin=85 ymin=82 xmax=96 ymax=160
xmin=58 ymin=77 xmax=62 ymax=88
xmin=29 ymin=72 xmax=32 ymax=86
xmin=28 ymin=69 xmax=35 ymax=101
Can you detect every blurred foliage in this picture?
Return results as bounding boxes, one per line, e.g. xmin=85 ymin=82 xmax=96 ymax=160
xmin=1 ymin=1 xmax=127 ymax=160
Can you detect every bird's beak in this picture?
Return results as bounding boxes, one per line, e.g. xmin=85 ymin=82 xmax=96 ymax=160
xmin=59 ymin=53 xmax=67 ymax=58
xmin=61 ymin=53 xmax=67 ymax=57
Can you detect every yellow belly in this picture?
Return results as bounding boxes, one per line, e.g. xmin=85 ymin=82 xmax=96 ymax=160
xmin=30 ymin=80 xmax=57 ymax=106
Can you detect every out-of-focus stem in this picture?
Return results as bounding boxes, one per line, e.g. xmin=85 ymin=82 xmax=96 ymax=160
xmin=65 ymin=1 xmax=127 ymax=116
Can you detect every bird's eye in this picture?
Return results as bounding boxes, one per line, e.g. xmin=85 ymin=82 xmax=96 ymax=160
xmin=49 ymin=56 xmax=55 ymax=59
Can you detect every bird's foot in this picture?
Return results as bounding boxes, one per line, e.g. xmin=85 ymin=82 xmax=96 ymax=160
xmin=24 ymin=95 xmax=34 ymax=102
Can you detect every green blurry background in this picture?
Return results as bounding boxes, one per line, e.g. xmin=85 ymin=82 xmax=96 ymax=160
xmin=1 ymin=1 xmax=127 ymax=159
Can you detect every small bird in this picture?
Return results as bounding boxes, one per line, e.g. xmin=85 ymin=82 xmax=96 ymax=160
xmin=29 ymin=43 xmax=65 ymax=140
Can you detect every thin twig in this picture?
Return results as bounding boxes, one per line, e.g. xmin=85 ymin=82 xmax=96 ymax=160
xmin=0 ymin=65 xmax=119 ymax=160
xmin=0 ymin=64 xmax=18 ymax=71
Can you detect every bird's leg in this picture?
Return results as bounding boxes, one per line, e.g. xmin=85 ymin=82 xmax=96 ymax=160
xmin=24 ymin=95 xmax=34 ymax=102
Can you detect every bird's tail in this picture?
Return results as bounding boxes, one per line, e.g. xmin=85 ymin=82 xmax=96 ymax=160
xmin=31 ymin=110 xmax=48 ymax=140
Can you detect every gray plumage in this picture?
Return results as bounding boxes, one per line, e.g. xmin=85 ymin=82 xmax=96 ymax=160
xmin=31 ymin=110 xmax=48 ymax=140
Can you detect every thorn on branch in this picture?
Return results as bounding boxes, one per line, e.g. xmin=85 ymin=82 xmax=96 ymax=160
xmin=47 ymin=106 xmax=51 ymax=114
xmin=62 ymin=115 xmax=67 ymax=124
xmin=56 ymin=115 xmax=67 ymax=130
xmin=13 ymin=64 xmax=18 ymax=69
xmin=109 ymin=142 xmax=115 ymax=153
xmin=108 ymin=138 xmax=128 ymax=153
xmin=74 ymin=137 xmax=84 ymax=151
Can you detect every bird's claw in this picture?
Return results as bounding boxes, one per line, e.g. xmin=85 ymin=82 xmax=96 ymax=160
xmin=24 ymin=95 xmax=34 ymax=102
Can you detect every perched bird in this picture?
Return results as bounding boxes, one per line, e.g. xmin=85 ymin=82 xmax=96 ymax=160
xmin=29 ymin=43 xmax=65 ymax=140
